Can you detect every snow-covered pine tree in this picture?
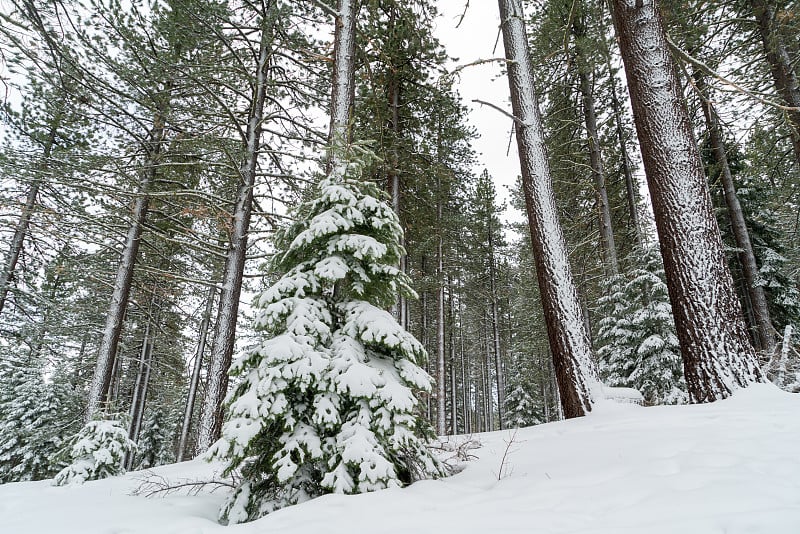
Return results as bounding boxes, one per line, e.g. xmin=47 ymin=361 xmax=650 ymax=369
xmin=624 ymin=248 xmax=686 ymax=404
xmin=53 ymin=415 xmax=136 ymax=486
xmin=503 ymin=353 xmax=542 ymax=428
xmin=0 ymin=362 xmax=80 ymax=483
xmin=134 ymin=407 xmax=176 ymax=470
xmin=597 ymin=246 xmax=686 ymax=404
xmin=595 ymin=274 xmax=636 ymax=389
xmin=208 ymin=143 xmax=444 ymax=524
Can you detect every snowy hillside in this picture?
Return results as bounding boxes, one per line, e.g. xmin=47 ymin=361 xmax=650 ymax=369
xmin=2 ymin=384 xmax=798 ymax=534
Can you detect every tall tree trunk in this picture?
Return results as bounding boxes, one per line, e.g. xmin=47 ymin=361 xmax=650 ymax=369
xmin=483 ymin=315 xmax=495 ymax=430
xmin=328 ymin=0 xmax=359 ymax=154
xmin=611 ymin=0 xmax=764 ymax=402
xmin=694 ymin=71 xmax=777 ymax=353
xmin=196 ymin=11 xmax=276 ymax=451
xmin=497 ymin=0 xmax=599 ymax=418
xmin=86 ymin=105 xmax=167 ymax=420
xmin=488 ymin=247 xmax=505 ymax=429
xmin=600 ymin=7 xmax=643 ymax=243
xmin=458 ymin=284 xmax=470 ymax=434
xmin=750 ymin=0 xmax=800 ymax=167
xmin=0 ymin=111 xmax=62 ymax=317
xmin=177 ymin=284 xmax=217 ymax=461
xmin=573 ymin=17 xmax=619 ymax=275
xmin=436 ymin=195 xmax=446 ymax=435
xmin=126 ymin=319 xmax=153 ymax=469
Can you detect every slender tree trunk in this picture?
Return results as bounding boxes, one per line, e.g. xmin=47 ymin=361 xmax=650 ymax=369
xmin=694 ymin=72 xmax=776 ymax=353
xmin=458 ymin=286 xmax=469 ymax=433
xmin=436 ymin=199 xmax=446 ymax=435
xmin=0 ymin=112 xmax=62 ymax=317
xmin=611 ymin=0 xmax=764 ymax=402
xmin=177 ymin=284 xmax=217 ymax=461
xmin=484 ymin=316 xmax=495 ymax=430
xmin=750 ymin=0 xmax=800 ymax=167
xmin=196 ymin=12 xmax=276 ymax=451
xmin=126 ymin=320 xmax=153 ymax=469
xmin=497 ymin=0 xmax=599 ymax=418
xmin=601 ymin=7 xmax=642 ymax=242
xmin=573 ymin=18 xmax=619 ymax=275
xmin=488 ymin=257 xmax=505 ymax=429
xmin=86 ymin=106 xmax=167 ymax=420
xmin=448 ymin=278 xmax=458 ymax=434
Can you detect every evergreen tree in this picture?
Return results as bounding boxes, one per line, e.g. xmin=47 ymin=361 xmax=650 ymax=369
xmin=208 ymin=144 xmax=443 ymax=524
xmin=597 ymin=246 xmax=687 ymax=405
xmin=53 ymin=416 xmax=136 ymax=486
xmin=0 ymin=363 xmax=82 ymax=483
xmin=134 ymin=407 xmax=176 ymax=470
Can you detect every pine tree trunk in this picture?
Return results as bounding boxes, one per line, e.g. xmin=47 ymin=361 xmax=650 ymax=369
xmin=601 ymin=6 xmax=642 ymax=243
xmin=610 ymin=0 xmax=764 ymax=402
xmin=86 ymin=105 xmax=167 ymax=420
xmin=458 ymin=288 xmax=470 ymax=433
xmin=328 ymin=0 xmax=359 ymax=153
xmin=126 ymin=320 xmax=154 ymax=469
xmin=750 ymin=0 xmax=800 ymax=167
xmin=573 ymin=18 xmax=619 ymax=275
xmin=177 ymin=284 xmax=217 ymax=461
xmin=483 ymin=311 xmax=495 ymax=431
xmin=436 ymin=215 xmax=446 ymax=435
xmin=0 ymin=112 xmax=62 ymax=317
xmin=694 ymin=72 xmax=777 ymax=354
xmin=498 ymin=0 xmax=599 ymax=418
xmin=196 ymin=12 xmax=275 ymax=452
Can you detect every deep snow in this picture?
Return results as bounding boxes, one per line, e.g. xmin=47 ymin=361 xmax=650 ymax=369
xmin=1 ymin=384 xmax=798 ymax=533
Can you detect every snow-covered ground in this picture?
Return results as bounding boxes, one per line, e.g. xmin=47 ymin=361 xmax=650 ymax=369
xmin=2 ymin=384 xmax=798 ymax=533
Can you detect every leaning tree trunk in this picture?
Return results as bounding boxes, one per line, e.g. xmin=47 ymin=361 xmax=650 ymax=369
xmin=196 ymin=11 xmax=275 ymax=452
xmin=611 ymin=0 xmax=764 ymax=402
xmin=750 ymin=0 xmax=800 ymax=167
xmin=86 ymin=107 xmax=167 ymax=420
xmin=497 ymin=0 xmax=599 ymax=418
xmin=694 ymin=71 xmax=776 ymax=354
xmin=177 ymin=283 xmax=217 ymax=461
xmin=0 ymin=110 xmax=62 ymax=317
xmin=573 ymin=16 xmax=619 ymax=275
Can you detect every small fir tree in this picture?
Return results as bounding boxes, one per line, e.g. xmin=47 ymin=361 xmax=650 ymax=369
xmin=0 ymin=364 xmax=80 ymax=483
xmin=208 ymin=144 xmax=444 ymax=524
xmin=134 ymin=407 xmax=176 ymax=470
xmin=503 ymin=354 xmax=542 ymax=428
xmin=53 ymin=416 xmax=136 ymax=486
xmin=597 ymin=246 xmax=687 ymax=404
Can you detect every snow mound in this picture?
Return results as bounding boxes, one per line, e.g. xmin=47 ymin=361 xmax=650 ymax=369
xmin=1 ymin=384 xmax=798 ymax=533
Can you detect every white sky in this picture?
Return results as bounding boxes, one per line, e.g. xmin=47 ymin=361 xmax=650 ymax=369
xmin=432 ymin=2 xmax=526 ymax=224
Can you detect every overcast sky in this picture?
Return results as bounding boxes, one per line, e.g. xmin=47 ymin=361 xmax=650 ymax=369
xmin=432 ymin=2 xmax=526 ymax=223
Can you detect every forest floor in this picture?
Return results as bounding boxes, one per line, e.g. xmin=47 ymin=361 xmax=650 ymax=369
xmin=2 ymin=384 xmax=798 ymax=533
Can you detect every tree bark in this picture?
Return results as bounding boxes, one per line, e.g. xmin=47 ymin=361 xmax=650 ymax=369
xmin=750 ymin=0 xmax=800 ymax=167
xmin=126 ymin=319 xmax=154 ymax=469
xmin=694 ymin=71 xmax=777 ymax=353
xmin=497 ymin=0 xmax=599 ymax=418
xmin=177 ymin=284 xmax=217 ymax=461
xmin=86 ymin=105 xmax=166 ymax=420
xmin=0 ymin=112 xmax=62 ymax=318
xmin=196 ymin=11 xmax=276 ymax=452
xmin=573 ymin=17 xmax=619 ymax=275
xmin=328 ymin=0 xmax=359 ymax=154
xmin=610 ymin=0 xmax=764 ymax=402
xmin=435 ymin=188 xmax=446 ymax=435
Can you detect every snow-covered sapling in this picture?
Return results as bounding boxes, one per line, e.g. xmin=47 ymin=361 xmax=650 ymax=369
xmin=53 ymin=416 xmax=136 ymax=486
xmin=208 ymin=143 xmax=445 ymax=524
